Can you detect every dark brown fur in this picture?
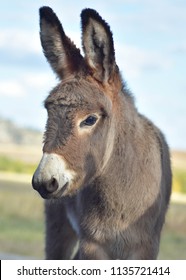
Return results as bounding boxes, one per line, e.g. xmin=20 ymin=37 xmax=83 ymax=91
xmin=32 ymin=7 xmax=172 ymax=259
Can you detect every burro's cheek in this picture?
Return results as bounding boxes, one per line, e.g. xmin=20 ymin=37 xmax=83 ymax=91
xmin=32 ymin=153 xmax=76 ymax=199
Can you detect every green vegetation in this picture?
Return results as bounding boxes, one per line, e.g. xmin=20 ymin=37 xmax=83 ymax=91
xmin=159 ymin=203 xmax=186 ymax=259
xmin=0 ymin=180 xmax=44 ymax=258
xmin=0 ymin=178 xmax=186 ymax=259
xmin=0 ymin=150 xmax=186 ymax=259
xmin=173 ymin=168 xmax=186 ymax=194
xmin=0 ymin=155 xmax=36 ymax=174
xmin=1 ymin=154 xmax=186 ymax=193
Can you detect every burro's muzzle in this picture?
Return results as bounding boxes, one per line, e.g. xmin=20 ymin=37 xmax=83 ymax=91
xmin=32 ymin=153 xmax=74 ymax=199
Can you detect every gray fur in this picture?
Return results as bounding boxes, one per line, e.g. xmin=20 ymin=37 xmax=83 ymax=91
xmin=32 ymin=7 xmax=172 ymax=259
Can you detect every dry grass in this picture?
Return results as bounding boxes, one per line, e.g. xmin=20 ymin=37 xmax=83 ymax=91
xmin=171 ymin=150 xmax=186 ymax=170
xmin=0 ymin=144 xmax=185 ymax=169
xmin=0 ymin=144 xmax=42 ymax=163
xmin=0 ymin=175 xmax=186 ymax=259
xmin=159 ymin=202 xmax=186 ymax=259
xmin=0 ymin=179 xmax=44 ymax=258
xmin=0 ymin=145 xmax=186 ymax=259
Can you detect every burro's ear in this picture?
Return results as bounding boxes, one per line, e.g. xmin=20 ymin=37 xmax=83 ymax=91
xmin=39 ymin=6 xmax=84 ymax=79
xmin=81 ymin=9 xmax=118 ymax=84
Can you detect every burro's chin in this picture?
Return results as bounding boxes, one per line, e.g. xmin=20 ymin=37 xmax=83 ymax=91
xmin=32 ymin=153 xmax=76 ymax=199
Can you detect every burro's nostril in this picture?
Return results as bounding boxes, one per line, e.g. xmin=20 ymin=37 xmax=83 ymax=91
xmin=46 ymin=177 xmax=59 ymax=193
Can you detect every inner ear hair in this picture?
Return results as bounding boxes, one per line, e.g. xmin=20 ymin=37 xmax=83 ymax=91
xmin=81 ymin=9 xmax=116 ymax=83
xmin=40 ymin=6 xmax=84 ymax=80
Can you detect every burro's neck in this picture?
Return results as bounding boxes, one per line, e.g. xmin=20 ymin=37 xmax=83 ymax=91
xmin=100 ymin=93 xmax=137 ymax=184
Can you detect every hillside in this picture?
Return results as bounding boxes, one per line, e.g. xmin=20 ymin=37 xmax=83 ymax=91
xmin=0 ymin=117 xmax=42 ymax=146
xmin=0 ymin=116 xmax=185 ymax=169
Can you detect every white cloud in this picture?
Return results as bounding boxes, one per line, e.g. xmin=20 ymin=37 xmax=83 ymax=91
xmin=22 ymin=72 xmax=56 ymax=89
xmin=0 ymin=80 xmax=26 ymax=97
xmin=115 ymin=43 xmax=173 ymax=79
xmin=0 ymin=71 xmax=56 ymax=99
xmin=0 ymin=28 xmax=41 ymax=54
xmin=0 ymin=0 xmax=185 ymax=149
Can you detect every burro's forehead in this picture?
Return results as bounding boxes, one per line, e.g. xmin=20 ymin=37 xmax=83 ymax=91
xmin=43 ymin=78 xmax=113 ymax=153
xmin=44 ymin=78 xmax=112 ymax=113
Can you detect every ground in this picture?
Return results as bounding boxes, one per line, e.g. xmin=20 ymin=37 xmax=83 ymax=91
xmin=0 ymin=145 xmax=186 ymax=259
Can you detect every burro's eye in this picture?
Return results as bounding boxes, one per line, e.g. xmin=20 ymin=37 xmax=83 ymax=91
xmin=80 ymin=115 xmax=98 ymax=128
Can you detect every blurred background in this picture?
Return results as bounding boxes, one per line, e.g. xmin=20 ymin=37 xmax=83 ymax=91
xmin=0 ymin=0 xmax=186 ymax=259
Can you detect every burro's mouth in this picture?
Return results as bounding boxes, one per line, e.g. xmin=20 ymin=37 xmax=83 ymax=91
xmin=50 ymin=182 xmax=69 ymax=199
xmin=38 ymin=182 xmax=69 ymax=199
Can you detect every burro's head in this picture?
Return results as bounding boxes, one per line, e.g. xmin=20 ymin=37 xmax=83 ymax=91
xmin=32 ymin=7 xmax=122 ymax=199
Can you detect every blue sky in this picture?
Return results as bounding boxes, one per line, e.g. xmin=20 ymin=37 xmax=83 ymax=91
xmin=0 ymin=0 xmax=186 ymax=150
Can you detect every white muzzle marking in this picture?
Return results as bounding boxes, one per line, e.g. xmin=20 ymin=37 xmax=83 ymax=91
xmin=33 ymin=153 xmax=75 ymax=194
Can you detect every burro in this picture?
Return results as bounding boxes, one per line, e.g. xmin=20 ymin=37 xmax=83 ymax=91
xmin=32 ymin=6 xmax=172 ymax=260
